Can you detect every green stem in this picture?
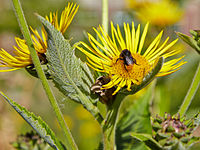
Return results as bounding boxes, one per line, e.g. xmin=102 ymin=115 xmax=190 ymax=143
xmin=102 ymin=0 xmax=109 ymax=33
xmin=12 ymin=0 xmax=77 ymax=149
xmin=102 ymin=94 xmax=126 ymax=150
xmin=103 ymin=128 xmax=115 ymax=150
xmin=178 ymin=61 xmax=200 ymax=116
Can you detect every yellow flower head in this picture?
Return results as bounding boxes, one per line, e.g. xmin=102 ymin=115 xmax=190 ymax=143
xmin=0 ymin=2 xmax=79 ymax=72
xmin=46 ymin=2 xmax=79 ymax=34
xmin=0 ymin=37 xmax=32 ymax=72
xmin=31 ymin=2 xmax=79 ymax=54
xmin=76 ymin=22 xmax=186 ymax=95
xmin=126 ymin=0 xmax=158 ymax=10
xmin=136 ymin=0 xmax=183 ymax=26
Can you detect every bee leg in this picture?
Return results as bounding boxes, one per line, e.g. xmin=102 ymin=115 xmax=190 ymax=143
xmin=116 ymin=57 xmax=123 ymax=63
xmin=133 ymin=58 xmax=140 ymax=66
xmin=124 ymin=64 xmax=129 ymax=72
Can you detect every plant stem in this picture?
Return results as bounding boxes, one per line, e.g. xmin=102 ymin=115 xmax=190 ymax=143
xmin=102 ymin=94 xmax=126 ymax=150
xmin=102 ymin=0 xmax=109 ymax=33
xmin=178 ymin=61 xmax=200 ymax=116
xmin=12 ymin=0 xmax=77 ymax=149
xmin=103 ymin=128 xmax=116 ymax=150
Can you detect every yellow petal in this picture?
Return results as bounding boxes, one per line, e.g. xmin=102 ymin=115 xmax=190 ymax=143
xmin=134 ymin=24 xmax=140 ymax=53
xmin=138 ymin=22 xmax=149 ymax=54
xmin=148 ymin=39 xmax=178 ymax=62
xmin=143 ymin=31 xmax=163 ymax=58
xmin=131 ymin=21 xmax=136 ymax=54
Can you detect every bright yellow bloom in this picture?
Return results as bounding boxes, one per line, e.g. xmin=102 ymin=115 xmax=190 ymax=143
xmin=31 ymin=2 xmax=79 ymax=54
xmin=136 ymin=0 xmax=183 ymax=27
xmin=126 ymin=0 xmax=157 ymax=10
xmin=0 ymin=2 xmax=79 ymax=72
xmin=76 ymin=22 xmax=186 ymax=95
xmin=46 ymin=3 xmax=79 ymax=34
xmin=0 ymin=37 xmax=32 ymax=72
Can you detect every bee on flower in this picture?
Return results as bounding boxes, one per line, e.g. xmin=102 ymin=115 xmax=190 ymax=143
xmin=0 ymin=3 xmax=79 ymax=72
xmin=76 ymin=22 xmax=186 ymax=95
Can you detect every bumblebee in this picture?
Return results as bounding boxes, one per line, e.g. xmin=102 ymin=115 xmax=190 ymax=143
xmin=116 ymin=49 xmax=138 ymax=71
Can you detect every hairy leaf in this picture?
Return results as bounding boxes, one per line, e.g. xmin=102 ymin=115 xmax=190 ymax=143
xmin=37 ymin=14 xmax=97 ymax=104
xmin=0 ymin=92 xmax=65 ymax=150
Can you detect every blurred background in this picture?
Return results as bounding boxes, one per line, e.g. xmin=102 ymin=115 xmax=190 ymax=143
xmin=0 ymin=0 xmax=200 ymax=149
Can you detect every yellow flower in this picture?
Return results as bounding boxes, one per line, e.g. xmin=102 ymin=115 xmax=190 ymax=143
xmin=30 ymin=26 xmax=48 ymax=54
xmin=0 ymin=37 xmax=32 ymax=72
xmin=136 ymin=0 xmax=183 ymax=27
xmin=76 ymin=22 xmax=186 ymax=95
xmin=0 ymin=2 xmax=79 ymax=72
xmin=126 ymin=0 xmax=156 ymax=10
xmin=46 ymin=2 xmax=79 ymax=34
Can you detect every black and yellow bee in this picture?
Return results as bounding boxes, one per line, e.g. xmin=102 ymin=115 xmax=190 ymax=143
xmin=116 ymin=49 xmax=138 ymax=71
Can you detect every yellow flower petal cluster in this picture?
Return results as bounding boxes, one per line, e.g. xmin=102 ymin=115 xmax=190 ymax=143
xmin=0 ymin=3 xmax=78 ymax=72
xmin=0 ymin=37 xmax=32 ymax=72
xmin=76 ymin=22 xmax=186 ymax=95
xmin=46 ymin=3 xmax=79 ymax=34
xmin=136 ymin=0 xmax=183 ymax=27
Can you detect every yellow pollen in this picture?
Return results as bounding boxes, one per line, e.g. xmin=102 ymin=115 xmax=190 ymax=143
xmin=111 ymin=53 xmax=151 ymax=84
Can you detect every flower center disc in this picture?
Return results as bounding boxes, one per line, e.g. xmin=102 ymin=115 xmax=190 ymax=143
xmin=111 ymin=53 xmax=151 ymax=85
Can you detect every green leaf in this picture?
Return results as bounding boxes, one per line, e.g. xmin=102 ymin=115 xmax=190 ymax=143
xmin=36 ymin=15 xmax=103 ymax=124
xmin=116 ymin=81 xmax=156 ymax=150
xmin=130 ymin=133 xmax=162 ymax=150
xmin=176 ymin=32 xmax=200 ymax=55
xmin=36 ymin=15 xmax=97 ymax=104
xmin=0 ymin=91 xmax=65 ymax=150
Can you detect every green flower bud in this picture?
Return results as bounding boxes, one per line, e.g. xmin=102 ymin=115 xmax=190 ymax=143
xmin=151 ymin=113 xmax=200 ymax=149
xmin=181 ymin=137 xmax=190 ymax=143
xmin=152 ymin=123 xmax=162 ymax=132
xmin=173 ymin=132 xmax=185 ymax=138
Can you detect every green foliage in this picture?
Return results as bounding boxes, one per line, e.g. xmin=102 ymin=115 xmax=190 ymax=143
xmin=130 ymin=133 xmax=162 ymax=150
xmin=116 ymin=81 xmax=155 ymax=149
xmin=36 ymin=14 xmax=97 ymax=104
xmin=12 ymin=131 xmax=52 ymax=150
xmin=176 ymin=31 xmax=200 ymax=55
xmin=3 ymin=0 xmax=200 ymax=149
xmin=0 ymin=92 xmax=65 ymax=150
xmin=178 ymin=62 xmax=200 ymax=116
